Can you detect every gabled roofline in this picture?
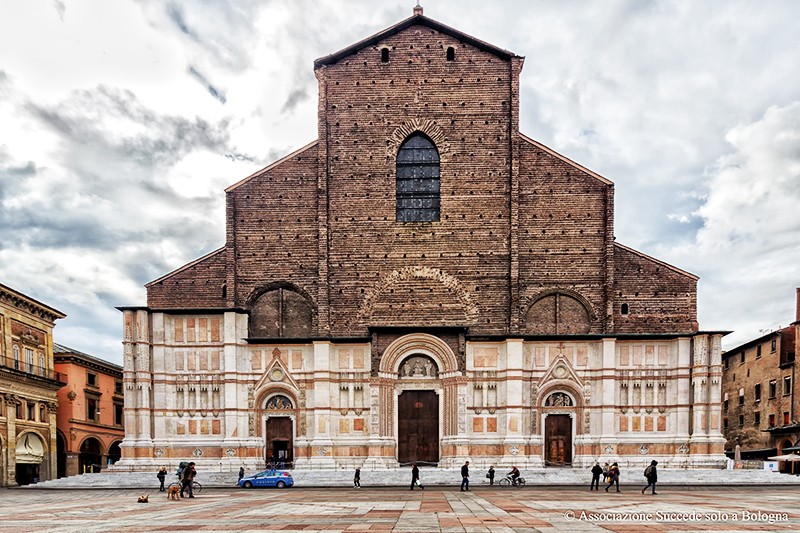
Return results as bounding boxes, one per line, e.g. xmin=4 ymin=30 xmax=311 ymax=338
xmin=314 ymin=13 xmax=520 ymax=69
xmin=519 ymin=133 xmax=614 ymax=186
xmin=145 ymin=247 xmax=225 ymax=287
xmin=614 ymin=242 xmax=699 ymax=281
xmin=225 ymin=140 xmax=318 ymax=193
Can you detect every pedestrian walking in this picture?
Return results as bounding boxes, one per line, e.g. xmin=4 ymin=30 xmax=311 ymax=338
xmin=157 ymin=466 xmax=167 ymax=492
xmin=410 ymin=463 xmax=423 ymax=490
xmin=641 ymin=460 xmax=658 ymax=494
xmin=487 ymin=465 xmax=495 ymax=486
xmin=238 ymin=466 xmax=245 ymax=482
xmin=590 ymin=461 xmax=603 ymax=491
xmin=605 ymin=462 xmax=620 ymax=493
xmin=181 ymin=461 xmax=197 ymax=498
xmin=460 ymin=460 xmax=470 ymax=492
xmin=354 ymin=467 xmax=361 ymax=489
xmin=602 ymin=462 xmax=610 ymax=484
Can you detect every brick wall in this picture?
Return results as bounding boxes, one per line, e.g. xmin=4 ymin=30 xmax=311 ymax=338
xmin=146 ymin=248 xmax=226 ymax=308
xmin=145 ymin=18 xmax=700 ymax=340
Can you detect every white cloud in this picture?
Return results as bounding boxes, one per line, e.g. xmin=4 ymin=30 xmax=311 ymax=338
xmin=1 ymin=0 xmax=799 ymax=362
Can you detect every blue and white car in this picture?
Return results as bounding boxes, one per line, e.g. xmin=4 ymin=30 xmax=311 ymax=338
xmin=238 ymin=469 xmax=294 ymax=488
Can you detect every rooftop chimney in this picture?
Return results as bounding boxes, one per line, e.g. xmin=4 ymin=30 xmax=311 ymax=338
xmin=796 ymin=287 xmax=800 ymax=322
xmin=413 ymin=2 xmax=423 ymax=16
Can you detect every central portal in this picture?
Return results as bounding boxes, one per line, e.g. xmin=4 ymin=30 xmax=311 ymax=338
xmin=544 ymin=414 xmax=573 ymax=466
xmin=398 ymin=390 xmax=439 ymax=464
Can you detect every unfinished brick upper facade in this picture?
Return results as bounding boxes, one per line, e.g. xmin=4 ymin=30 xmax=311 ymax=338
xmin=121 ymin=9 xmax=725 ymax=471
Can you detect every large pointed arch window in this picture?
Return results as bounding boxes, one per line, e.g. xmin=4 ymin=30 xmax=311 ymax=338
xmin=396 ymin=133 xmax=440 ymax=222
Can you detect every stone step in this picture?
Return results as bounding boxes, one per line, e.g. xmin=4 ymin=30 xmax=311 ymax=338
xmin=23 ymin=467 xmax=800 ymax=489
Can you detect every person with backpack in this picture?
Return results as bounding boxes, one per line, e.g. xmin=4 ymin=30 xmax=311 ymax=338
xmin=605 ymin=462 xmax=621 ymax=492
xmin=642 ymin=460 xmax=658 ymax=494
xmin=590 ymin=461 xmax=603 ymax=491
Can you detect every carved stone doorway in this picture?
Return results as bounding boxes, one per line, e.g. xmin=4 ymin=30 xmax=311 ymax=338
xmin=398 ymin=390 xmax=439 ymax=464
xmin=544 ymin=414 xmax=572 ymax=466
xmin=265 ymin=417 xmax=293 ymax=468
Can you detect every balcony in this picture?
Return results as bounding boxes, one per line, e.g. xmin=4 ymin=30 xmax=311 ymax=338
xmin=2 ymin=361 xmax=65 ymax=383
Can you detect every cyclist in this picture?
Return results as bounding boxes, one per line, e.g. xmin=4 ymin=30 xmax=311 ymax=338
xmin=509 ymin=466 xmax=520 ymax=486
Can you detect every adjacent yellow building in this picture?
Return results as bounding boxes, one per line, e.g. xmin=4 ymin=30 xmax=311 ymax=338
xmin=0 ymin=282 xmax=65 ymax=485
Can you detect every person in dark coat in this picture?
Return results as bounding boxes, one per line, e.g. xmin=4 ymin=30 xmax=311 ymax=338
xmin=590 ymin=462 xmax=603 ymax=491
xmin=642 ymin=460 xmax=658 ymax=494
xmin=487 ymin=465 xmax=495 ymax=486
xmin=410 ymin=463 xmax=422 ymax=490
xmin=181 ymin=461 xmax=196 ymax=498
xmin=238 ymin=466 xmax=245 ymax=482
xmin=354 ymin=467 xmax=361 ymax=489
xmin=157 ymin=466 xmax=167 ymax=491
xmin=605 ymin=462 xmax=621 ymax=493
xmin=460 ymin=461 xmax=470 ymax=492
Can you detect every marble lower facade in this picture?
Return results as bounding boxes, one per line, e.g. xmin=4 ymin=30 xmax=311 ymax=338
xmin=114 ymin=310 xmax=726 ymax=471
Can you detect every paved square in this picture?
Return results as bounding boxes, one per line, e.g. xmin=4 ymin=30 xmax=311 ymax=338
xmin=1 ymin=487 xmax=798 ymax=532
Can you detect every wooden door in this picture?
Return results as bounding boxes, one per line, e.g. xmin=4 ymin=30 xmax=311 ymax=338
xmin=265 ymin=417 xmax=293 ymax=467
xmin=398 ymin=390 xmax=439 ymax=464
xmin=544 ymin=414 xmax=572 ymax=466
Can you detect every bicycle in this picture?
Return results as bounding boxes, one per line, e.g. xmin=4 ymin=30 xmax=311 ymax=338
xmin=498 ymin=474 xmax=526 ymax=487
xmin=167 ymin=480 xmax=203 ymax=494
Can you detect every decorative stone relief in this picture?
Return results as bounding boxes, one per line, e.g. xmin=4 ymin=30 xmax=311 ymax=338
xmin=317 ymin=446 xmax=328 ymax=456
xmin=370 ymin=386 xmax=380 ymax=435
xmin=545 ymin=392 xmax=573 ymax=407
xmin=225 ymin=448 xmax=236 ymax=457
xmin=509 ymin=445 xmax=520 ymax=455
xmin=678 ymin=443 xmax=690 ymax=454
xmin=638 ymin=444 xmax=649 ymax=455
xmin=265 ymin=395 xmax=293 ymax=410
xmin=399 ymin=355 xmax=438 ymax=378
xmin=603 ymin=445 xmax=614 ymax=454
xmin=192 ymin=448 xmax=203 ymax=457
xmin=155 ymin=448 xmax=164 ymax=458
xmin=457 ymin=388 xmax=466 ymax=433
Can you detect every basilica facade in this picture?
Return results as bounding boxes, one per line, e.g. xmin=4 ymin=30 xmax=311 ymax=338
xmin=117 ymin=7 xmax=726 ymax=471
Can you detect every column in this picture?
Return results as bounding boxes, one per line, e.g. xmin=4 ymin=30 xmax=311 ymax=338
xmin=308 ymin=341 xmax=336 ymax=467
xmin=500 ymin=339 xmax=528 ymax=466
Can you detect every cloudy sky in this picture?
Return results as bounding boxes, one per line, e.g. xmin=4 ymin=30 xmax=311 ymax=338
xmin=1 ymin=0 xmax=798 ymax=365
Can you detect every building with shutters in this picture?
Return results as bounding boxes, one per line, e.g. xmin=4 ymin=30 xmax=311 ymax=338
xmin=116 ymin=6 xmax=727 ymax=471
xmin=53 ymin=344 xmax=124 ymax=477
xmin=720 ymin=289 xmax=799 ymax=469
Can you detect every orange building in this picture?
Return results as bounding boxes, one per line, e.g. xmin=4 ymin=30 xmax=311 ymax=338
xmin=53 ymin=344 xmax=123 ymax=477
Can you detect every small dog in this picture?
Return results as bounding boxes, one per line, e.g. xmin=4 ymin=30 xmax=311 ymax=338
xmin=167 ymin=485 xmax=181 ymax=500
xmin=137 ymin=495 xmax=149 ymax=503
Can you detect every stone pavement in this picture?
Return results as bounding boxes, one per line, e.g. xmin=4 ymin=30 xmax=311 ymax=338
xmin=1 ymin=486 xmax=799 ymax=532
